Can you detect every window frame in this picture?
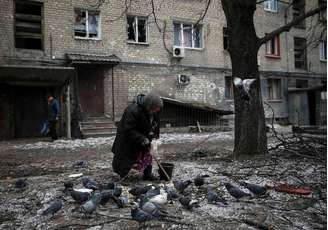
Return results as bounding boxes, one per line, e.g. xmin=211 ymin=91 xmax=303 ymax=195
xmin=265 ymin=34 xmax=281 ymax=58
xmin=126 ymin=15 xmax=149 ymax=45
xmin=173 ymin=21 xmax=204 ymax=50
xmin=14 ymin=0 xmax=44 ymax=50
xmin=319 ymin=40 xmax=327 ymax=62
xmin=294 ymin=37 xmax=307 ymax=70
xmin=267 ymin=78 xmax=282 ymax=101
xmin=74 ymin=8 xmax=101 ymax=40
xmin=264 ymin=0 xmax=278 ymax=13
xmin=224 ymin=76 xmax=234 ymax=100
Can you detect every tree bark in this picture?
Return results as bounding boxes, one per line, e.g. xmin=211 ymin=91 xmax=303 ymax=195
xmin=222 ymin=0 xmax=267 ymax=155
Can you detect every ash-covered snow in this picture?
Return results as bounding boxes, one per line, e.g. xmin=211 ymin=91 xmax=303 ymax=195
xmin=12 ymin=132 xmax=234 ymax=150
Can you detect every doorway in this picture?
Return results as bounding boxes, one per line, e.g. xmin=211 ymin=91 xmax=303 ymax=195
xmin=308 ymin=91 xmax=316 ymax=125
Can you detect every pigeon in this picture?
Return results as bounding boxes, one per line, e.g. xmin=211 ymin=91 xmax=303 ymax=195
xmin=80 ymin=193 xmax=102 ymax=215
xmin=194 ymin=175 xmax=210 ymax=187
xmin=225 ymin=183 xmax=252 ymax=200
xmin=240 ymin=182 xmax=267 ymax=196
xmin=112 ymin=185 xmax=122 ymax=197
xmin=63 ymin=181 xmax=74 ymax=193
xmin=178 ymin=196 xmax=199 ymax=210
xmin=148 ymin=192 xmax=168 ymax=205
xmin=99 ymin=190 xmax=113 ymax=206
xmin=207 ymin=186 xmax=228 ymax=205
xmin=233 ymin=77 xmax=256 ymax=101
xmin=145 ymin=186 xmax=161 ymax=198
xmin=129 ymin=185 xmax=153 ymax=197
xmin=164 ymin=186 xmax=179 ymax=199
xmin=81 ymin=177 xmax=99 ymax=190
xmin=112 ymin=195 xmax=129 ymax=208
xmin=141 ymin=201 xmax=168 ymax=219
xmin=69 ymin=188 xmax=91 ymax=204
xmin=104 ymin=182 xmax=115 ymax=190
xmin=72 ymin=160 xmax=87 ymax=168
xmin=131 ymin=203 xmax=157 ymax=223
xmin=14 ymin=178 xmax=28 ymax=189
xmin=173 ymin=180 xmax=192 ymax=193
xmin=42 ymin=199 xmax=63 ymax=216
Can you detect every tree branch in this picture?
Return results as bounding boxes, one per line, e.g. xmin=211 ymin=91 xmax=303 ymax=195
xmin=258 ymin=4 xmax=327 ymax=45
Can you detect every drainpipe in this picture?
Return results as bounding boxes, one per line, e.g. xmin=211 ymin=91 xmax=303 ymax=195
xmin=66 ymin=83 xmax=71 ymax=139
xmin=111 ymin=67 xmax=115 ymax=123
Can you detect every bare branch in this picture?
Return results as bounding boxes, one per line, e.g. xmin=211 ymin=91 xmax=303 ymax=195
xmin=259 ymin=4 xmax=327 ymax=45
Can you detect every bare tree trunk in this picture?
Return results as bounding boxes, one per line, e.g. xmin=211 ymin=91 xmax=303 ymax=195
xmin=222 ymin=0 xmax=267 ymax=156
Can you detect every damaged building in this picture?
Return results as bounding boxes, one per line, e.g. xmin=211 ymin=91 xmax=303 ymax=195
xmin=0 ymin=0 xmax=326 ymax=139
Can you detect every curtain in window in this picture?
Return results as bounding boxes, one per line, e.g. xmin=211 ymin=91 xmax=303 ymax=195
xmin=183 ymin=24 xmax=192 ymax=47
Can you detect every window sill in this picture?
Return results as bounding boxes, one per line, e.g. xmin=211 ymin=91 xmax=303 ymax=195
xmin=320 ymin=59 xmax=327 ymax=62
xmin=126 ymin=41 xmax=149 ymax=46
xmin=265 ymin=54 xmax=281 ymax=59
xmin=225 ymin=99 xmax=234 ymax=102
xmin=174 ymin=46 xmax=204 ymax=51
xmin=264 ymin=9 xmax=278 ymax=13
xmin=75 ymin=37 xmax=101 ymax=41
xmin=267 ymin=99 xmax=283 ymax=102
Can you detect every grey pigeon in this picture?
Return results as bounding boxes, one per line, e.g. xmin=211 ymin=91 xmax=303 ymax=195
xmin=145 ymin=186 xmax=161 ymax=198
xmin=73 ymin=160 xmax=87 ymax=168
xmin=207 ymin=186 xmax=228 ymax=205
xmin=178 ymin=196 xmax=199 ymax=210
xmin=141 ymin=201 xmax=168 ymax=219
xmin=80 ymin=193 xmax=102 ymax=215
xmin=63 ymin=181 xmax=73 ymax=193
xmin=82 ymin=177 xmax=99 ymax=190
xmin=99 ymin=190 xmax=113 ymax=206
xmin=194 ymin=175 xmax=210 ymax=187
xmin=112 ymin=195 xmax=129 ymax=208
xmin=104 ymin=182 xmax=115 ymax=190
xmin=70 ymin=189 xmax=91 ymax=204
xmin=129 ymin=185 xmax=152 ymax=197
xmin=240 ymin=182 xmax=267 ymax=196
xmin=112 ymin=185 xmax=122 ymax=197
xmin=131 ymin=203 xmax=157 ymax=223
xmin=164 ymin=186 xmax=179 ymax=199
xmin=42 ymin=199 xmax=63 ymax=216
xmin=225 ymin=183 xmax=251 ymax=200
xmin=15 ymin=178 xmax=28 ymax=189
xmin=173 ymin=180 xmax=192 ymax=193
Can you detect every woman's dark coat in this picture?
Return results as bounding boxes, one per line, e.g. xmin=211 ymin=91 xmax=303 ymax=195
xmin=111 ymin=95 xmax=159 ymax=177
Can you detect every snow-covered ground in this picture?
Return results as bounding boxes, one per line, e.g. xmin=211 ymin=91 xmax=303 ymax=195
xmin=12 ymin=132 xmax=234 ymax=150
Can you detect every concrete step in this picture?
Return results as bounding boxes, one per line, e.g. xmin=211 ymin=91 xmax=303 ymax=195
xmin=81 ymin=127 xmax=116 ymax=133
xmin=83 ymin=131 xmax=116 ymax=138
xmin=81 ymin=122 xmax=116 ymax=129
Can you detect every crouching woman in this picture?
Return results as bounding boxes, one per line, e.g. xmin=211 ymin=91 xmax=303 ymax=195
xmin=111 ymin=93 xmax=163 ymax=181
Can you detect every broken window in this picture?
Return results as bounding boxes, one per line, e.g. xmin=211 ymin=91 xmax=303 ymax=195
xmin=294 ymin=37 xmax=307 ymax=69
xmin=319 ymin=40 xmax=327 ymax=61
xmin=127 ymin=16 xmax=148 ymax=43
xmin=293 ymin=0 xmax=306 ymax=28
xmin=15 ymin=0 xmax=43 ymax=49
xmin=223 ymin=27 xmax=229 ymax=50
xmin=319 ymin=0 xmax=327 ymax=21
xmin=296 ymin=79 xmax=308 ymax=88
xmin=225 ymin=76 xmax=233 ymax=100
xmin=265 ymin=34 xmax=280 ymax=57
xmin=173 ymin=22 xmax=203 ymax=49
xmin=267 ymin=79 xmax=282 ymax=100
xmin=264 ymin=0 xmax=278 ymax=12
xmin=74 ymin=9 xmax=100 ymax=39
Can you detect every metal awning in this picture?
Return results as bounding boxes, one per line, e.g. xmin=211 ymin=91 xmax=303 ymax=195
xmin=161 ymin=96 xmax=233 ymax=115
xmin=0 ymin=65 xmax=74 ymax=86
xmin=66 ymin=53 xmax=121 ymax=65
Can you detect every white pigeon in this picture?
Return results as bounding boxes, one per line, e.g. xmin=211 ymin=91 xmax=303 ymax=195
xmin=148 ymin=190 xmax=168 ymax=205
xmin=233 ymin=77 xmax=256 ymax=100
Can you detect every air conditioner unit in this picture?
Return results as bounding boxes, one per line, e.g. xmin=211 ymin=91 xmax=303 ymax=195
xmin=177 ymin=74 xmax=190 ymax=85
xmin=173 ymin=46 xmax=185 ymax=58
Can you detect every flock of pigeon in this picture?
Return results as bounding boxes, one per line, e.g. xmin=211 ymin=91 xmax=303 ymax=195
xmin=14 ymin=174 xmax=268 ymax=224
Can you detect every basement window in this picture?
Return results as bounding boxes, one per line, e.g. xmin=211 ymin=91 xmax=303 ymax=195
xmin=15 ymin=0 xmax=43 ymax=50
xmin=225 ymin=76 xmax=234 ymax=100
xmin=292 ymin=0 xmax=306 ymax=29
xmin=127 ymin=16 xmax=148 ymax=44
xmin=74 ymin=9 xmax=100 ymax=39
xmin=174 ymin=22 xmax=203 ymax=49
xmin=264 ymin=0 xmax=278 ymax=12
xmin=267 ymin=78 xmax=282 ymax=100
xmin=265 ymin=34 xmax=280 ymax=58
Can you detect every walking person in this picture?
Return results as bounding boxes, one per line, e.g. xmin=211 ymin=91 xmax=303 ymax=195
xmin=47 ymin=94 xmax=60 ymax=141
xmin=112 ymin=93 xmax=163 ymax=181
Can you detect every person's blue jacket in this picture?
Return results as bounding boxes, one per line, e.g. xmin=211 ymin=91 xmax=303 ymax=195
xmin=48 ymin=98 xmax=60 ymax=121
